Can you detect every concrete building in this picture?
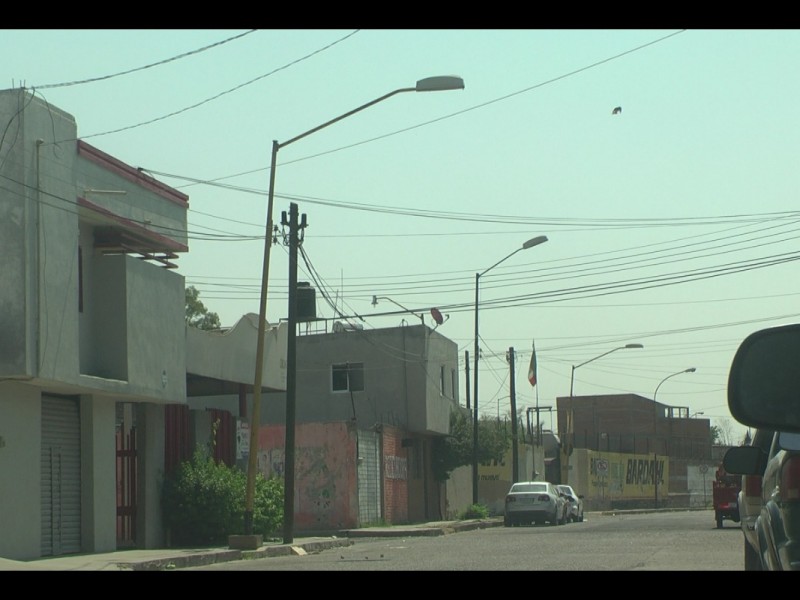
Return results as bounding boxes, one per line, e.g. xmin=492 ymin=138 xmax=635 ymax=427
xmin=0 ymin=89 xmax=287 ymax=560
xmin=0 ymin=88 xmax=476 ymax=558
xmin=192 ymin=320 xmax=474 ymax=530
xmin=0 ymin=88 xmax=189 ymax=560
xmin=554 ymin=394 xmax=713 ymax=510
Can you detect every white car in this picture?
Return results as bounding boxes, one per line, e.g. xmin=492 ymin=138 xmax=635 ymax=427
xmin=504 ymin=481 xmax=568 ymax=527
xmin=557 ymin=484 xmax=585 ymax=522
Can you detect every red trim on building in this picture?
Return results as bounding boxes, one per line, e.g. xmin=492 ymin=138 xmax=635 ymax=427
xmin=78 ymin=197 xmax=188 ymax=253
xmin=77 ymin=140 xmax=189 ymax=207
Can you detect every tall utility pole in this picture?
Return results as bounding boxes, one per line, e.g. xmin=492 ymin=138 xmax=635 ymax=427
xmin=507 ymin=347 xmax=519 ymax=483
xmin=281 ymin=202 xmax=307 ymax=544
xmin=464 ymin=350 xmax=471 ymax=410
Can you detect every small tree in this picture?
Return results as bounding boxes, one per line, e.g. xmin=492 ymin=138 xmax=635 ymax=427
xmin=432 ymin=408 xmax=511 ymax=482
xmin=185 ymin=285 xmax=221 ymax=330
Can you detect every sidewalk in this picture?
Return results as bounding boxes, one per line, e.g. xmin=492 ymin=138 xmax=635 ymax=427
xmin=0 ymin=517 xmax=504 ymax=571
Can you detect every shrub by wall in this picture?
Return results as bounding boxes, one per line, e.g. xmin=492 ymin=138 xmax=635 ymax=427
xmin=162 ymin=447 xmax=284 ymax=546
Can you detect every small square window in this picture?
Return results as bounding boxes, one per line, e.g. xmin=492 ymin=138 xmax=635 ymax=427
xmin=332 ymin=362 xmax=364 ymax=392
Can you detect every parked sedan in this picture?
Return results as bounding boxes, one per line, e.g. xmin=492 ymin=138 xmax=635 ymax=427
xmin=557 ymin=484 xmax=585 ymax=522
xmin=504 ymin=481 xmax=567 ymax=527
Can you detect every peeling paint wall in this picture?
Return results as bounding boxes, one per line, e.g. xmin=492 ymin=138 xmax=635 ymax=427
xmin=260 ymin=422 xmax=359 ymax=532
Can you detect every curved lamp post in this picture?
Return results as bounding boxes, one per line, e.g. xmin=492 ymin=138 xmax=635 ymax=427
xmin=653 ymin=367 xmax=697 ymax=429
xmin=569 ymin=343 xmax=644 ymax=397
xmin=245 ymin=76 xmax=465 ymax=542
xmin=472 ymin=235 xmax=548 ymax=504
xmin=652 ymin=367 xmax=695 ymax=509
xmin=654 ymin=367 xmax=697 ymax=404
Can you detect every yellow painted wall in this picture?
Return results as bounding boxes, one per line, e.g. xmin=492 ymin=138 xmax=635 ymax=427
xmin=566 ymin=449 xmax=669 ymax=505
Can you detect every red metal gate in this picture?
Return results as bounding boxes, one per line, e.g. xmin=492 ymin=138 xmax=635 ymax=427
xmin=116 ymin=426 xmax=137 ymax=547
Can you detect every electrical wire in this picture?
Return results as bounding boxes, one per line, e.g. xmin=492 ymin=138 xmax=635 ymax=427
xmin=141 ymin=30 xmax=684 ymax=186
xmin=50 ymin=30 xmax=361 ymax=142
xmin=31 ymin=30 xmax=258 ymax=89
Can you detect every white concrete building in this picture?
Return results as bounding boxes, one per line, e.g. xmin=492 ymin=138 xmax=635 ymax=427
xmin=0 ymin=89 xmax=288 ymax=561
xmin=0 ymin=87 xmax=191 ymax=560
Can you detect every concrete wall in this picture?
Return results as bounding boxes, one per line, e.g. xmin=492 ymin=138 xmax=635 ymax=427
xmin=444 ymin=465 xmax=472 ymax=519
xmin=0 ymin=382 xmax=42 ymax=559
xmin=136 ymin=403 xmax=166 ymax=549
xmin=0 ymin=89 xmax=80 ymax=382
xmin=124 ymin=256 xmax=185 ymax=402
xmin=260 ymin=422 xmax=359 ymax=532
xmin=80 ymin=395 xmax=117 ymax=553
xmin=263 ymin=325 xmax=456 ymax=436
xmin=415 ymin=329 xmax=458 ymax=435
xmin=186 ymin=314 xmax=288 ymax=393
xmin=477 ymin=442 xmax=541 ymax=515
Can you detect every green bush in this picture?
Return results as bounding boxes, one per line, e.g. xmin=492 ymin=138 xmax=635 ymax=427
xmin=461 ymin=503 xmax=489 ymax=520
xmin=162 ymin=447 xmax=284 ymax=546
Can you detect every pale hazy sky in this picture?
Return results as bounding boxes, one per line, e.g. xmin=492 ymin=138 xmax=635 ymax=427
xmin=6 ymin=29 xmax=799 ymax=442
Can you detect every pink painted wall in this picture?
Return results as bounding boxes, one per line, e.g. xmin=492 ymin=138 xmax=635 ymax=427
xmin=259 ymin=422 xmax=359 ymax=531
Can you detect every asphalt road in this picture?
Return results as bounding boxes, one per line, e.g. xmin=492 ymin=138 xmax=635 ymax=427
xmin=187 ymin=508 xmax=744 ymax=571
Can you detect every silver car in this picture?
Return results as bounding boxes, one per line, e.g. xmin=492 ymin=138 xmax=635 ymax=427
xmin=737 ymin=428 xmax=774 ymax=570
xmin=557 ymin=484 xmax=585 ymax=523
xmin=504 ymin=481 xmax=567 ymax=527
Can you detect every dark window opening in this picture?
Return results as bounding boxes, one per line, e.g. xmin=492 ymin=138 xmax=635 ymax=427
xmin=332 ymin=362 xmax=364 ymax=392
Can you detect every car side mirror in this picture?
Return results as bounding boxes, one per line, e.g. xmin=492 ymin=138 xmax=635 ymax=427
xmin=723 ymin=445 xmax=768 ymax=476
xmin=728 ymin=323 xmax=800 ymax=432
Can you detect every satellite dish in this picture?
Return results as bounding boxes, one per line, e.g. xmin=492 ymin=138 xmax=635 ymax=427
xmin=431 ymin=308 xmax=444 ymax=325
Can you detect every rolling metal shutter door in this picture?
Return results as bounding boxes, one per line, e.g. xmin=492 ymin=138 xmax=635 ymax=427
xmin=41 ymin=396 xmax=81 ymax=556
xmin=357 ymin=430 xmax=381 ymax=526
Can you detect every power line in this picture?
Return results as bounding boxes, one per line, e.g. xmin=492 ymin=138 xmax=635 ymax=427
xmin=142 ymin=30 xmax=685 ymax=187
xmin=31 ymin=30 xmax=258 ymax=90
xmin=47 ymin=30 xmax=361 ymax=142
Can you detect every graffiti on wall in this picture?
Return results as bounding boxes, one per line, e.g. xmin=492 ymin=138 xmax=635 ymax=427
xmin=587 ymin=450 xmax=669 ymax=499
xmin=479 ymin=454 xmax=509 ymax=482
xmin=297 ymin=446 xmax=337 ymax=523
xmin=261 ymin=448 xmax=285 ymax=477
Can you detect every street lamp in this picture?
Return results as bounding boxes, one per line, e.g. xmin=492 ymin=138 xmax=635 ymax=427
xmin=569 ymin=343 xmax=644 ymax=397
xmin=653 ymin=367 xmax=697 ymax=404
xmin=691 ymin=411 xmax=705 ymax=418
xmin=653 ymin=366 xmax=697 ymax=429
xmin=473 ymin=235 xmax=548 ymax=505
xmin=243 ymin=75 xmax=465 ymax=543
xmin=652 ymin=367 xmax=695 ymax=509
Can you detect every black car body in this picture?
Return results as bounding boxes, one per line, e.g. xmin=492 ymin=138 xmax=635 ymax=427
xmin=724 ymin=431 xmax=800 ymax=570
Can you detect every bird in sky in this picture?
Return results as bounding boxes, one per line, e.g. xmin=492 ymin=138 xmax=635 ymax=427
xmin=612 ymin=106 xmax=622 ymax=115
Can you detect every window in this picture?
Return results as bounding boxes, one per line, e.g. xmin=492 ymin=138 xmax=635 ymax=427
xmin=331 ymin=362 xmax=364 ymax=392
xmin=440 ymin=365 xmax=445 ymax=396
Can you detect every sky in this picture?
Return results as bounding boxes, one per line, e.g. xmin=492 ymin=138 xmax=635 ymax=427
xmin=5 ymin=28 xmax=799 ymax=444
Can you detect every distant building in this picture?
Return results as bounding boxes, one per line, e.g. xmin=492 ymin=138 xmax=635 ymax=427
xmin=553 ymin=394 xmax=713 ymax=510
